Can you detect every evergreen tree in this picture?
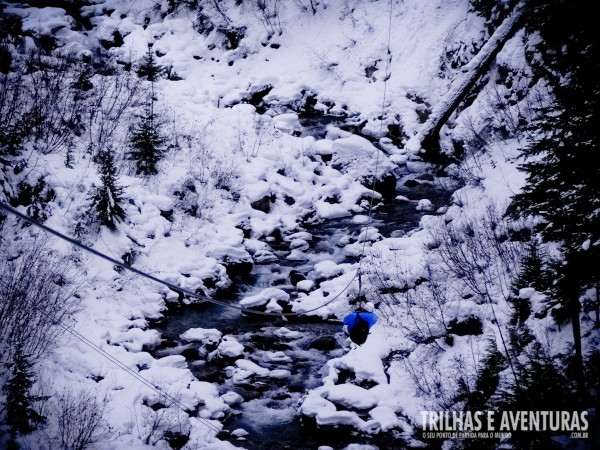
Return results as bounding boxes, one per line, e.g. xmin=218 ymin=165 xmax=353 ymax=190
xmin=455 ymin=340 xmax=507 ymax=412
xmin=3 ymin=345 xmax=46 ymax=438
xmin=507 ymin=0 xmax=600 ymax=400
xmin=12 ymin=177 xmax=55 ymax=223
xmin=129 ymin=99 xmax=166 ymax=176
xmin=136 ymin=45 xmax=164 ymax=82
xmin=497 ymin=343 xmax=573 ymax=450
xmin=510 ymin=1 xmax=600 ymax=249
xmin=72 ymin=64 xmax=94 ymax=96
xmin=90 ymin=149 xmax=125 ymax=229
xmin=508 ymin=239 xmax=550 ymax=327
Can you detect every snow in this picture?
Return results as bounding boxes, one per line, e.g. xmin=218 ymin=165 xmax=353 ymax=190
xmin=234 ymin=359 xmax=270 ymax=377
xmin=231 ymin=428 xmax=248 ymax=438
xmin=239 ymin=287 xmax=290 ymax=308
xmin=272 ymin=113 xmax=300 ymax=134
xmin=0 ymin=0 xmax=584 ymax=448
xmin=416 ymin=199 xmax=434 ymax=211
xmin=180 ymin=328 xmax=222 ymax=344
xmin=217 ymin=336 xmax=245 ymax=358
xmin=220 ymin=391 xmax=243 ymax=406
xmin=325 ymin=384 xmax=378 ymax=410
xmin=269 ymin=369 xmax=291 ymax=379
xmin=273 ymin=327 xmax=302 ymax=339
xmin=369 ymin=406 xmax=402 ymax=432
xmin=296 ymin=279 xmax=314 ymax=292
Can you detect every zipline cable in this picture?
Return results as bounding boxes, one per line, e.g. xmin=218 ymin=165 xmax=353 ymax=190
xmin=57 ymin=322 xmax=223 ymax=434
xmin=34 ymin=156 xmax=165 ymax=318
xmin=0 ymin=1 xmax=397 ymax=439
xmin=355 ymin=0 xmax=394 ymax=299
xmin=0 ymin=201 xmax=356 ymax=318
xmin=0 ymin=2 xmax=395 ymax=317
xmin=0 ymin=200 xmax=356 ymax=433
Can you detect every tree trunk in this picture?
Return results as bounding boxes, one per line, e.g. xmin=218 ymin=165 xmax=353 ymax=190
xmin=594 ymin=283 xmax=600 ymax=329
xmin=570 ymin=292 xmax=584 ymax=403
xmin=409 ymin=2 xmax=528 ymax=158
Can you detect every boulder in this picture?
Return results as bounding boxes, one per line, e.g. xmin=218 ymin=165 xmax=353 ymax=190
xmin=308 ymin=335 xmax=338 ymax=351
xmin=448 ymin=315 xmax=483 ymax=336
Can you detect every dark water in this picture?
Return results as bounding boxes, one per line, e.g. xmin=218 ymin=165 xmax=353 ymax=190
xmin=150 ymin=116 xmax=457 ymax=450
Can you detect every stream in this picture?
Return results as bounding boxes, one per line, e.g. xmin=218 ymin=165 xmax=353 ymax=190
xmin=150 ymin=115 xmax=456 ymax=449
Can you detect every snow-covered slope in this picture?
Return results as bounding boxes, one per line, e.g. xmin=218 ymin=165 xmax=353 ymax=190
xmin=0 ymin=1 xmax=593 ymax=449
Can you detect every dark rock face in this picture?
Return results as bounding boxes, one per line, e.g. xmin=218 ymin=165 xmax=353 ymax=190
xmin=164 ymin=431 xmax=189 ymax=450
xmin=203 ymin=277 xmax=217 ymax=289
xmin=223 ymin=259 xmax=253 ymax=278
xmin=308 ymin=335 xmax=338 ymax=351
xmin=251 ymin=194 xmax=275 ymax=213
xmin=180 ymin=348 xmax=201 ymax=361
xmin=160 ymin=209 xmax=174 ymax=221
xmin=364 ymin=172 xmax=397 ymax=199
xmin=289 ymin=270 xmax=306 ymax=286
xmin=244 ymin=84 xmax=273 ymax=112
xmin=219 ymin=25 xmax=246 ymax=50
xmin=387 ymin=122 xmax=407 ymax=147
xmin=448 ymin=315 xmax=483 ymax=336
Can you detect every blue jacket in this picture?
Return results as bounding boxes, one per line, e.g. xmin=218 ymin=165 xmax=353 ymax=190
xmin=343 ymin=311 xmax=377 ymax=333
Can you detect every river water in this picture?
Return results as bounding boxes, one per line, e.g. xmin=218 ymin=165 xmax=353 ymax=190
xmin=150 ymin=115 xmax=456 ymax=449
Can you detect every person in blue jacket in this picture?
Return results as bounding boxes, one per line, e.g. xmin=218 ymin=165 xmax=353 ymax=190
xmin=342 ymin=301 xmax=377 ymax=345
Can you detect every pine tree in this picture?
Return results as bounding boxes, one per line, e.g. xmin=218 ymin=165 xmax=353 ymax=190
xmin=129 ymin=98 xmax=166 ymax=176
xmin=508 ymin=239 xmax=550 ymax=327
xmin=90 ymin=149 xmax=125 ymax=229
xmin=3 ymin=345 xmax=47 ymax=438
xmin=507 ymin=0 xmax=600 ymax=400
xmin=136 ymin=45 xmax=164 ymax=82
xmin=72 ymin=64 xmax=94 ymax=94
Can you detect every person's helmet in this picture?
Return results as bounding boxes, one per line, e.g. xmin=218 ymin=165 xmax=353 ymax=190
xmin=363 ymin=301 xmax=375 ymax=312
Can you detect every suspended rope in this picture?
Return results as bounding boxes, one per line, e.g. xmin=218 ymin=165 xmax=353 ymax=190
xmin=57 ymin=322 xmax=223 ymax=434
xmin=355 ymin=0 xmax=394 ymax=300
xmin=0 ymin=1 xmax=395 ymax=318
xmin=0 ymin=201 xmax=356 ymax=317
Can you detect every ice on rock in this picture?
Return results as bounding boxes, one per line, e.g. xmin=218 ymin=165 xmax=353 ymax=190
xmin=235 ymin=359 xmax=270 ymax=377
xmin=357 ymin=227 xmax=382 ymax=242
xmin=231 ymin=368 xmax=254 ymax=383
xmin=369 ymin=406 xmax=401 ymax=431
xmin=289 ymin=238 xmax=310 ymax=251
xmin=325 ymin=384 xmax=378 ymax=410
xmin=218 ymin=336 xmax=245 ymax=358
xmin=253 ymin=249 xmax=279 ymax=263
xmin=240 ymin=287 xmax=290 ymax=308
xmin=180 ymin=328 xmax=223 ymax=344
xmin=352 ymin=215 xmax=370 ymax=224
xmin=272 ymin=113 xmax=300 ymax=134
xmin=296 ymin=279 xmax=314 ymax=292
xmin=231 ymin=428 xmax=249 ymax=438
xmin=221 ymin=391 xmax=244 ymax=405
xmin=286 ymin=249 xmax=308 ymax=261
xmin=416 ymin=199 xmax=434 ymax=211
xmin=314 ymin=260 xmax=345 ymax=278
xmin=300 ymin=393 xmax=337 ymax=416
xmin=109 ymin=328 xmax=160 ymax=352
xmin=284 ymin=231 xmax=313 ymax=242
xmin=273 ymin=327 xmax=303 ymax=339
xmin=261 ymin=351 xmax=292 ymax=363
xmin=269 ymin=369 xmax=291 ymax=379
